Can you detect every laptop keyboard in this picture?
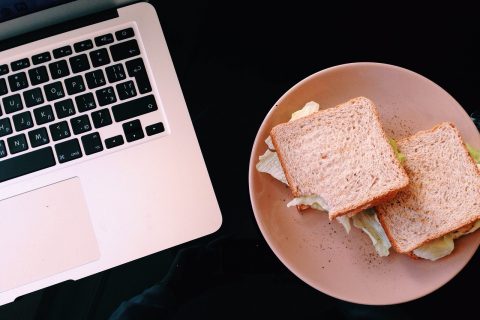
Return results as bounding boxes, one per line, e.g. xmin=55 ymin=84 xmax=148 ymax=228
xmin=0 ymin=26 xmax=165 ymax=183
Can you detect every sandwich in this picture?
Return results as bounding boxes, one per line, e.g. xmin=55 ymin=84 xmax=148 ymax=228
xmin=376 ymin=122 xmax=480 ymax=261
xmin=257 ymin=97 xmax=409 ymax=256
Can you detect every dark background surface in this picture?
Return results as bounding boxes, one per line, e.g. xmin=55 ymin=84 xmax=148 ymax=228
xmin=1 ymin=1 xmax=479 ymax=319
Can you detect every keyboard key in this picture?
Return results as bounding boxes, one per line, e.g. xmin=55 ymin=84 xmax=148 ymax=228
xmin=11 ymin=58 xmax=30 ymax=71
xmin=65 ymin=75 xmax=86 ymax=95
xmin=123 ymin=119 xmax=144 ymax=142
xmin=49 ymin=60 xmax=70 ymax=79
xmin=49 ymin=121 xmax=71 ymax=141
xmin=23 ymin=88 xmax=44 ymax=108
xmin=3 ymin=94 xmax=23 ymax=114
xmin=54 ymin=99 xmax=76 ymax=119
xmin=7 ymin=133 xmax=28 ymax=154
xmin=0 ymin=146 xmax=55 ymax=183
xmin=110 ymin=39 xmax=140 ymax=61
xmin=85 ymin=69 xmax=106 ymax=89
xmin=34 ymin=105 xmax=55 ymax=125
xmin=106 ymin=64 xmax=126 ymax=83
xmin=28 ymin=127 xmax=49 ymax=148
xmin=55 ymin=138 xmax=82 ymax=163
xmin=112 ymin=95 xmax=157 ymax=122
xmin=115 ymin=28 xmax=134 ymax=41
xmin=0 ymin=140 xmax=6 ymax=158
xmin=69 ymin=54 xmax=90 ymax=73
xmin=32 ymin=52 xmax=51 ymax=65
xmin=91 ymin=109 xmax=112 ymax=129
xmin=89 ymin=48 xmax=110 ymax=67
xmin=0 ymin=64 xmax=9 ymax=76
xmin=116 ymin=80 xmax=136 ymax=100
xmin=12 ymin=111 xmax=33 ymax=131
xmin=75 ymin=93 xmax=96 ymax=113
xmin=105 ymin=135 xmax=124 ymax=149
xmin=0 ymin=78 xmax=8 ymax=96
xmin=44 ymin=81 xmax=66 ymax=101
xmin=125 ymin=58 xmax=151 ymax=94
xmin=70 ymin=114 xmax=91 ymax=134
xmin=74 ymin=39 xmax=93 ymax=52
xmin=53 ymin=45 xmax=72 ymax=59
xmin=0 ymin=118 xmax=12 ymax=137
xmin=96 ymin=86 xmax=116 ymax=106
xmin=146 ymin=122 xmax=165 ymax=136
xmin=95 ymin=33 xmax=114 ymax=46
xmin=81 ymin=132 xmax=103 ymax=155
xmin=8 ymin=72 xmax=28 ymax=92
xmin=29 ymin=66 xmax=49 ymax=85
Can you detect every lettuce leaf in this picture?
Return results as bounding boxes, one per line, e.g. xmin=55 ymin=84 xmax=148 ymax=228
xmin=466 ymin=144 xmax=480 ymax=164
xmin=352 ymin=210 xmax=392 ymax=257
xmin=256 ymin=150 xmax=288 ymax=184
xmin=389 ymin=138 xmax=406 ymax=163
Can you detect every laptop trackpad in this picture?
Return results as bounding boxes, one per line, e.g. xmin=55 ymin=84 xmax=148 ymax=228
xmin=0 ymin=178 xmax=100 ymax=293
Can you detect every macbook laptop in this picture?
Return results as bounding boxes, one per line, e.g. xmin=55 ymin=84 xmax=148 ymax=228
xmin=0 ymin=0 xmax=222 ymax=306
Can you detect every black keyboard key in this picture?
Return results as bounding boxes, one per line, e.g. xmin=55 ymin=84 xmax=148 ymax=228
xmin=146 ymin=122 xmax=165 ymax=136
xmin=54 ymin=99 xmax=76 ymax=119
xmin=75 ymin=93 xmax=96 ymax=112
xmin=110 ymin=39 xmax=140 ymax=61
xmin=44 ymin=81 xmax=65 ymax=101
xmin=123 ymin=119 xmax=144 ymax=142
xmin=125 ymin=58 xmax=151 ymax=93
xmin=105 ymin=135 xmax=124 ymax=149
xmin=28 ymin=127 xmax=49 ymax=148
xmin=49 ymin=60 xmax=70 ymax=79
xmin=53 ymin=45 xmax=72 ymax=59
xmin=32 ymin=52 xmax=51 ymax=65
xmin=81 ymin=132 xmax=103 ymax=155
xmin=8 ymin=72 xmax=28 ymax=92
xmin=34 ymin=105 xmax=55 ymax=125
xmin=0 ymin=140 xmax=6 ymax=158
xmin=7 ymin=133 xmax=28 ymax=154
xmin=91 ymin=109 xmax=112 ymax=128
xmin=23 ymin=88 xmax=44 ymax=108
xmin=115 ymin=28 xmax=134 ymax=41
xmin=74 ymin=39 xmax=93 ymax=52
xmin=55 ymin=138 xmax=82 ymax=163
xmin=65 ymin=75 xmax=86 ymax=95
xmin=89 ymin=48 xmax=110 ymax=67
xmin=96 ymin=86 xmax=116 ymax=106
xmin=95 ymin=33 xmax=114 ymax=46
xmin=0 ymin=78 xmax=8 ymax=96
xmin=70 ymin=114 xmax=91 ymax=134
xmin=116 ymin=80 xmax=136 ymax=100
xmin=3 ymin=94 xmax=23 ymax=114
xmin=69 ymin=54 xmax=90 ymax=73
xmin=0 ymin=118 xmax=12 ymax=137
xmin=29 ymin=66 xmax=49 ymax=85
xmin=105 ymin=64 xmax=126 ymax=83
xmin=12 ymin=111 xmax=33 ymax=131
xmin=11 ymin=58 xmax=30 ymax=71
xmin=112 ymin=95 xmax=157 ymax=122
xmin=0 ymin=64 xmax=8 ymax=76
xmin=0 ymin=146 xmax=55 ymax=182
xmin=85 ymin=69 xmax=106 ymax=89
xmin=49 ymin=121 xmax=70 ymax=141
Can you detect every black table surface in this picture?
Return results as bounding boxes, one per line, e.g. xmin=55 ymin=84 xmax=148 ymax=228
xmin=1 ymin=1 xmax=479 ymax=319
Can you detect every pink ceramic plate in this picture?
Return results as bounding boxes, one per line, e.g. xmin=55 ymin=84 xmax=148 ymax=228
xmin=248 ymin=62 xmax=480 ymax=305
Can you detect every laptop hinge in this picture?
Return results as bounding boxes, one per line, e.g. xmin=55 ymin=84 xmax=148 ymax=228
xmin=0 ymin=8 xmax=119 ymax=52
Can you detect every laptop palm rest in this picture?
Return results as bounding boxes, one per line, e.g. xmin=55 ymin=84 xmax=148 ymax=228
xmin=0 ymin=177 xmax=100 ymax=293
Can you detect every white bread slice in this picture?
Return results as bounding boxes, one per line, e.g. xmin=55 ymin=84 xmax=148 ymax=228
xmin=270 ymin=97 xmax=409 ymax=220
xmin=376 ymin=122 xmax=480 ymax=254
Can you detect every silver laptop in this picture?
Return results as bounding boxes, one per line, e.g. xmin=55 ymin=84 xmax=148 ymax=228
xmin=0 ymin=0 xmax=222 ymax=306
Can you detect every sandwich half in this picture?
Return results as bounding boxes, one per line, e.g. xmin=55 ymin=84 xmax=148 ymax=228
xmin=376 ymin=122 xmax=480 ymax=260
xmin=270 ymin=97 xmax=409 ymax=220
